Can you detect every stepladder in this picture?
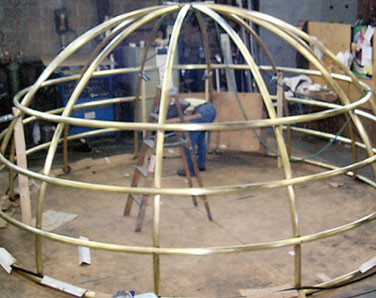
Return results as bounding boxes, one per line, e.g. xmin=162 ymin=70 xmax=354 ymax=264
xmin=123 ymin=89 xmax=213 ymax=232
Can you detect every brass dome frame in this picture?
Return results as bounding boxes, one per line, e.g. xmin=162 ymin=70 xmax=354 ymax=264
xmin=0 ymin=3 xmax=376 ymax=297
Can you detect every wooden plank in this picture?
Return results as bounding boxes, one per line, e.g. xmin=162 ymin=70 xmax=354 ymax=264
xmin=13 ymin=109 xmax=32 ymax=226
xmin=141 ymin=78 xmax=146 ymax=138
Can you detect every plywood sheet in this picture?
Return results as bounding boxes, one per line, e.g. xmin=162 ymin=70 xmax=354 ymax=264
xmin=212 ymin=92 xmax=264 ymax=152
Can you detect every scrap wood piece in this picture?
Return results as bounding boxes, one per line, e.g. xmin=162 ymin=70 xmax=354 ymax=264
xmin=13 ymin=108 xmax=32 ymax=225
xmin=239 ymin=284 xmax=305 ymax=298
xmin=32 ymin=210 xmax=78 ymax=232
xmin=41 ymin=275 xmax=86 ymax=297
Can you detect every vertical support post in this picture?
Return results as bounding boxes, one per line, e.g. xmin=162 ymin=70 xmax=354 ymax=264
xmin=348 ymin=119 xmax=358 ymax=179
xmin=205 ymin=72 xmax=209 ymax=102
xmin=133 ymin=16 xmax=168 ymax=158
xmin=276 ymin=72 xmax=284 ymax=167
xmin=283 ymin=94 xmax=292 ymax=159
xmin=152 ymin=5 xmax=190 ymax=295
xmin=294 ymin=242 xmax=302 ymax=287
xmin=12 ymin=108 xmax=32 ymax=225
xmin=153 ymin=242 xmax=160 ymax=295
xmin=196 ymin=11 xmax=213 ymax=102
xmin=141 ymin=78 xmax=147 ymax=138
xmin=63 ymin=124 xmax=69 ymax=173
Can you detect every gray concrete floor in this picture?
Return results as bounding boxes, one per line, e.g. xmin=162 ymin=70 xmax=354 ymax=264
xmin=0 ymin=132 xmax=376 ymax=297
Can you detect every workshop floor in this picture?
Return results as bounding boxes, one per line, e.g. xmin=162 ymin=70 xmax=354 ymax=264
xmin=0 ymin=133 xmax=376 ymax=298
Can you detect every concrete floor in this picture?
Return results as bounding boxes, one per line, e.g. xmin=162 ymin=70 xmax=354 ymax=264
xmin=0 ymin=133 xmax=376 ymax=297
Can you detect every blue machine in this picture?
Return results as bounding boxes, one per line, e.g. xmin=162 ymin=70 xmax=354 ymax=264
xmin=60 ymin=76 xmax=114 ymax=137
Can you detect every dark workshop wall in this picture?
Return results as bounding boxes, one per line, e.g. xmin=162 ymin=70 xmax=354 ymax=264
xmin=0 ymin=0 xmax=158 ymax=62
xmin=258 ymin=0 xmax=358 ymax=68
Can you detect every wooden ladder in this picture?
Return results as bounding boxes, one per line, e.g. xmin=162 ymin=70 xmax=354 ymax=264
xmin=123 ymin=89 xmax=213 ymax=232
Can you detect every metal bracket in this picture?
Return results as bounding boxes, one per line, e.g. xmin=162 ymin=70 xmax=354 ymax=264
xmin=139 ymin=72 xmax=151 ymax=81
xmin=0 ymin=114 xmax=17 ymax=123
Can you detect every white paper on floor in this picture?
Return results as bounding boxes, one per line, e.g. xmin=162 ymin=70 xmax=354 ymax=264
xmin=32 ymin=209 xmax=78 ymax=232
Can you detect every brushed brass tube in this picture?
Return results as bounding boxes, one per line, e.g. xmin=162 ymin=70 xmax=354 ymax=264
xmin=302 ymin=268 xmax=366 ymax=295
xmin=9 ymin=67 xmax=372 ymax=135
xmin=35 ymin=181 xmax=47 ymax=274
xmin=207 ymin=3 xmax=366 ymax=96
xmin=207 ymin=4 xmax=376 ymax=178
xmin=2 ymin=143 xmax=376 ymax=198
xmin=226 ymin=13 xmax=278 ymax=73
xmin=1 ymin=5 xmax=375 ymax=296
xmin=0 ymin=7 xmax=157 ymax=159
xmin=285 ymin=125 xmax=373 ymax=154
xmin=19 ymin=6 xmax=163 ymax=109
xmin=265 ymin=14 xmax=376 ymax=114
xmin=13 ymin=94 xmax=370 ymax=132
xmin=348 ymin=120 xmax=359 ymax=179
xmin=39 ymin=95 xmax=149 ymax=117
xmin=0 ymin=7 xmax=162 ymax=163
xmin=1 ymin=209 xmax=375 ymax=256
xmin=63 ymin=124 xmax=69 ymax=173
xmin=0 ymin=8 xmax=160 ymax=158
xmin=59 ymin=14 xmax=139 ymax=163
xmin=193 ymin=3 xmax=302 ymax=286
xmin=152 ymin=5 xmax=190 ymax=295
xmin=34 ymin=4 xmax=180 ymax=278
xmin=283 ymin=95 xmax=292 ymax=159
xmin=10 ymin=259 xmax=373 ymax=298
xmin=195 ymin=11 xmax=214 ymax=101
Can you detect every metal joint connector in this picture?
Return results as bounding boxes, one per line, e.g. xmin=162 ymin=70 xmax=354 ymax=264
xmin=0 ymin=114 xmax=17 ymax=123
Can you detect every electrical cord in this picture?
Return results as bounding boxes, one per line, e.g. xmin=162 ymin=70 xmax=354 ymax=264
xmin=12 ymin=264 xmax=43 ymax=278
xmin=348 ymin=289 xmax=376 ymax=298
xmin=279 ymin=269 xmax=376 ymax=295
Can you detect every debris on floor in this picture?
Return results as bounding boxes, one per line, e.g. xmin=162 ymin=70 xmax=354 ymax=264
xmin=0 ymin=247 xmax=16 ymax=274
xmin=328 ymin=181 xmax=345 ymax=188
xmin=40 ymin=275 xmax=86 ymax=297
xmin=31 ymin=209 xmax=78 ymax=232
xmin=315 ymin=273 xmax=331 ymax=282
xmin=78 ymin=236 xmax=91 ymax=266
